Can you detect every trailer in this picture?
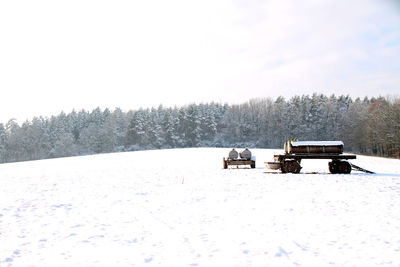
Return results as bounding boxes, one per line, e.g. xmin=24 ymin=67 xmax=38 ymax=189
xmin=265 ymin=140 xmax=373 ymax=174
xmin=223 ymin=148 xmax=256 ymax=169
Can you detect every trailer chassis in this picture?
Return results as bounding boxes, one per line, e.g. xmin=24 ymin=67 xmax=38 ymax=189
xmin=223 ymin=158 xmax=256 ymax=169
xmin=272 ymin=154 xmax=357 ymax=174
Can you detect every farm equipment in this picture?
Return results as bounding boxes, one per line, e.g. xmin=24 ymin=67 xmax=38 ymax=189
xmin=223 ymin=148 xmax=256 ymax=169
xmin=265 ymin=140 xmax=374 ymax=174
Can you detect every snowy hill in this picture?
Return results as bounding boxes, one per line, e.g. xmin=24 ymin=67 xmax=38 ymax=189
xmin=1 ymin=148 xmax=400 ymax=266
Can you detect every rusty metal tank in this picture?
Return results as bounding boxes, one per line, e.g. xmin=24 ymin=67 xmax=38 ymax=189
xmin=284 ymin=141 xmax=344 ymax=155
xmin=239 ymin=148 xmax=252 ymax=160
xmin=228 ymin=149 xmax=239 ymax=160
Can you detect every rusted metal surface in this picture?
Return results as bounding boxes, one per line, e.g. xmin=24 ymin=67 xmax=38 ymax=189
xmin=228 ymin=149 xmax=239 ymax=160
xmin=285 ymin=140 xmax=344 ymax=155
xmin=264 ymin=161 xmax=281 ymax=170
xmin=267 ymin=140 xmax=362 ymax=174
xmin=239 ymin=148 xmax=252 ymax=160
xmin=275 ymin=154 xmax=356 ymax=161
xmin=224 ymin=148 xmax=255 ymax=169
xmin=223 ymin=158 xmax=256 ymax=168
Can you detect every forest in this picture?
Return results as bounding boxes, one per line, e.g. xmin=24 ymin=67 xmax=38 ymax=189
xmin=0 ymin=93 xmax=399 ymax=163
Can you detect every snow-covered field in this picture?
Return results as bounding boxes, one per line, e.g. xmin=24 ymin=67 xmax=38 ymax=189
xmin=1 ymin=148 xmax=400 ymax=266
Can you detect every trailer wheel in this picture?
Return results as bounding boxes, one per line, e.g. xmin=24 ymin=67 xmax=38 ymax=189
xmin=282 ymin=160 xmax=301 ymax=173
xmin=281 ymin=162 xmax=288 ymax=173
xmin=251 ymin=161 xmax=256 ymax=168
xmin=328 ymin=161 xmax=337 ymax=174
xmin=290 ymin=161 xmax=301 ymax=173
xmin=337 ymin=161 xmax=351 ymax=174
xmin=282 ymin=161 xmax=290 ymax=173
xmin=329 ymin=161 xmax=351 ymax=174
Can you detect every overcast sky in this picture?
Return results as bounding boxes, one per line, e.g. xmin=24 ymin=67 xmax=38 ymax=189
xmin=0 ymin=0 xmax=399 ymax=123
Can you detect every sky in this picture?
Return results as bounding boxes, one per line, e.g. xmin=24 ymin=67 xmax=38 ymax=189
xmin=0 ymin=0 xmax=399 ymax=123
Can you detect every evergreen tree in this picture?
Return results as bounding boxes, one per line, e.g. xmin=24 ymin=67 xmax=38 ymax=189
xmin=52 ymin=133 xmax=77 ymax=158
xmin=185 ymin=104 xmax=202 ymax=147
xmin=126 ymin=109 xmax=149 ymax=149
xmin=0 ymin=94 xmax=399 ymax=164
xmin=0 ymin=123 xmax=7 ymax=163
xmin=161 ymin=108 xmax=179 ymax=148
xmin=103 ymin=108 xmax=128 ymax=151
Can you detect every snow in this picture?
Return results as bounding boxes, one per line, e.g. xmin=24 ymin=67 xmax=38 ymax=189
xmin=1 ymin=148 xmax=400 ymax=266
xmin=291 ymin=141 xmax=344 ymax=147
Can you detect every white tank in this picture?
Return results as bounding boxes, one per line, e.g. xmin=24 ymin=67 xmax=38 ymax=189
xmin=240 ymin=148 xmax=252 ymax=160
xmin=228 ymin=149 xmax=238 ymax=160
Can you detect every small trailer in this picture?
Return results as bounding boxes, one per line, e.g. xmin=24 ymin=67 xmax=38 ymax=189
xmin=265 ymin=140 xmax=373 ymax=174
xmin=223 ymin=148 xmax=256 ymax=169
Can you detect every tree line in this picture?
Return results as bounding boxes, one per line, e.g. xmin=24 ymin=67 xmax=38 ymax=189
xmin=0 ymin=93 xmax=399 ymax=163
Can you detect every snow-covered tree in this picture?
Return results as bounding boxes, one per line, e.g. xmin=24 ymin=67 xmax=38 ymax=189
xmin=0 ymin=123 xmax=7 ymax=163
xmin=51 ymin=133 xmax=77 ymax=158
xmin=1 ymin=94 xmax=399 ymax=164
xmin=185 ymin=104 xmax=202 ymax=147
xmin=126 ymin=109 xmax=149 ymax=149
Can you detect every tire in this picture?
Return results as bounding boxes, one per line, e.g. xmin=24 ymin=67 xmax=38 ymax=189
xmin=281 ymin=163 xmax=287 ymax=173
xmin=282 ymin=160 xmax=301 ymax=173
xmin=329 ymin=161 xmax=337 ymax=174
xmin=329 ymin=161 xmax=351 ymax=174
xmin=251 ymin=161 xmax=256 ymax=169
xmin=337 ymin=161 xmax=351 ymax=174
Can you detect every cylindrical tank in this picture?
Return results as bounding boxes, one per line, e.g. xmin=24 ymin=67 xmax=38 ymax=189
xmin=239 ymin=148 xmax=252 ymax=160
xmin=228 ymin=149 xmax=238 ymax=160
xmin=285 ymin=141 xmax=344 ymax=155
